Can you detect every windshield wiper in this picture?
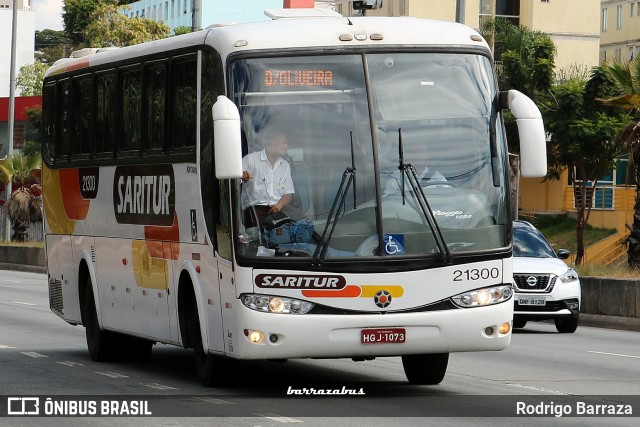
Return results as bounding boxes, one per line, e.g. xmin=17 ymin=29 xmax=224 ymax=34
xmin=397 ymin=128 xmax=452 ymax=263
xmin=312 ymin=132 xmax=358 ymax=267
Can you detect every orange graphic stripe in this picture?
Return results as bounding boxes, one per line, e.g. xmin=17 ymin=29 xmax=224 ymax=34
xmin=302 ymin=285 xmax=362 ymax=298
xmin=59 ymin=168 xmax=90 ymax=220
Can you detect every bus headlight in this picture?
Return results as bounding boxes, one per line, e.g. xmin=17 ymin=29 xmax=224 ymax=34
xmin=242 ymin=294 xmax=314 ymax=314
xmin=451 ymin=285 xmax=512 ymax=308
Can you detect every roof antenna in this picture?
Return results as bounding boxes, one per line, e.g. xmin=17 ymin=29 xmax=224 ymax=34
xmin=346 ymin=16 xmax=353 ymax=25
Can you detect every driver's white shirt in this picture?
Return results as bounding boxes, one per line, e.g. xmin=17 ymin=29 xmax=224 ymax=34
xmin=241 ymin=149 xmax=294 ymax=209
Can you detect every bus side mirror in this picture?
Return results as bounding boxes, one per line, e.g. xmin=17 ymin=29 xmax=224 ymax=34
xmin=503 ymin=90 xmax=547 ymax=178
xmin=212 ymin=95 xmax=243 ymax=179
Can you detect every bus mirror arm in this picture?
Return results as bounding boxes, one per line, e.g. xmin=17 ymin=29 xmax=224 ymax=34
xmin=212 ymin=96 xmax=243 ymax=179
xmin=502 ymin=90 xmax=547 ymax=178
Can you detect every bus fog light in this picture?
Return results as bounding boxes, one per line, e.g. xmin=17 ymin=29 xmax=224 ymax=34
xmin=269 ymin=334 xmax=279 ymax=343
xmin=499 ymin=322 xmax=511 ymax=335
xmin=451 ymin=285 xmax=513 ymax=308
xmin=248 ymin=330 xmax=264 ymax=343
xmin=484 ymin=326 xmax=495 ymax=335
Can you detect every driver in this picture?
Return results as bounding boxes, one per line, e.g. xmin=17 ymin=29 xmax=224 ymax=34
xmin=241 ymin=131 xmax=295 ymax=226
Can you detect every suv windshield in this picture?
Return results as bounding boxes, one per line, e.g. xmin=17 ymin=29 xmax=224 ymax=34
xmin=229 ymin=52 xmax=509 ymax=263
xmin=513 ymin=223 xmax=557 ymax=258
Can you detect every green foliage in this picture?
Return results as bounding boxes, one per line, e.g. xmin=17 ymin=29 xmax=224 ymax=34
xmin=529 ymin=214 xmax=615 ymax=253
xmin=0 ymin=153 xmax=42 ymax=188
xmin=63 ymin=0 xmax=116 ymax=45
xmin=16 ymin=62 xmax=49 ymax=96
xmin=173 ymin=26 xmax=193 ymax=36
xmin=543 ymin=68 xmax=627 ymax=182
xmin=35 ymin=29 xmax=70 ymax=50
xmin=84 ymin=4 xmax=171 ymax=47
xmin=492 ymin=18 xmax=556 ymax=99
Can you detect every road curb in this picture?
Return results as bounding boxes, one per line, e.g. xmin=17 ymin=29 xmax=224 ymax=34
xmin=579 ymin=313 xmax=640 ymax=333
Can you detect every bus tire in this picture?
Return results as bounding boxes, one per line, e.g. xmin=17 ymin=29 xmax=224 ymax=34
xmin=189 ymin=298 xmax=236 ymax=387
xmin=84 ymin=280 xmax=118 ymax=362
xmin=123 ymin=337 xmax=153 ymax=362
xmin=401 ymin=353 xmax=449 ymax=385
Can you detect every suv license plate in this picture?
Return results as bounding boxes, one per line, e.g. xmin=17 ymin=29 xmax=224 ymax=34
xmin=518 ymin=297 xmax=546 ymax=306
xmin=361 ymin=328 xmax=406 ymax=344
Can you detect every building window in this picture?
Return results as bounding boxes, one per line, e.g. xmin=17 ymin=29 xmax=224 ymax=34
xmin=184 ymin=0 xmax=187 ymax=14
xmin=615 ymin=48 xmax=622 ymax=61
xmin=617 ymin=5 xmax=622 ymax=29
xmin=165 ymin=2 xmax=168 ymax=20
xmin=602 ymin=8 xmax=608 ymax=32
xmin=632 ymin=3 xmax=635 ymax=17
xmin=629 ymin=47 xmax=634 ymax=61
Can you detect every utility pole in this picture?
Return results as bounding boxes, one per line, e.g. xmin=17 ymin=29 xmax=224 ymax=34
xmin=192 ymin=0 xmax=201 ymax=32
xmin=5 ymin=0 xmax=18 ymax=242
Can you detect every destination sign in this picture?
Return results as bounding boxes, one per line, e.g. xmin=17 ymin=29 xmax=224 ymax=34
xmin=264 ymin=69 xmax=334 ymax=88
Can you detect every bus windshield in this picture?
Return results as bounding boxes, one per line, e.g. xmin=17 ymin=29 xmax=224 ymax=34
xmin=229 ymin=52 xmax=508 ymax=262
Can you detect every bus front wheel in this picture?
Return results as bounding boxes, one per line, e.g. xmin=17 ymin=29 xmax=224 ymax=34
xmin=401 ymin=353 xmax=449 ymax=385
xmin=84 ymin=280 xmax=118 ymax=362
xmin=189 ymin=300 xmax=236 ymax=386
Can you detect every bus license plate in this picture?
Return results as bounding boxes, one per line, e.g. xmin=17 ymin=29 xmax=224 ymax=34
xmin=361 ymin=328 xmax=406 ymax=344
xmin=518 ymin=297 xmax=546 ymax=306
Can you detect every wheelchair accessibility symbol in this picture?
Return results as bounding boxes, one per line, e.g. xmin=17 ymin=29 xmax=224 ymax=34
xmin=383 ymin=234 xmax=404 ymax=255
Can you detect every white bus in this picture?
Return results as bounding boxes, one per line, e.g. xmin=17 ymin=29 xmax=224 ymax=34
xmin=42 ymin=9 xmax=547 ymax=386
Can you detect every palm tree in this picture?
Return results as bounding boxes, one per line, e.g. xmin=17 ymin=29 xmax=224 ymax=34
xmin=600 ymin=56 xmax=640 ymax=268
xmin=0 ymin=153 xmax=42 ymax=242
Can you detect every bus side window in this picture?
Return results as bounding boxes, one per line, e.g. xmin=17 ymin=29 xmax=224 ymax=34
xmin=145 ymin=62 xmax=167 ymax=152
xmin=42 ymin=83 xmax=56 ymax=162
xmin=120 ymin=67 xmax=142 ymax=154
xmin=95 ymin=71 xmax=115 ymax=156
xmin=171 ymin=54 xmax=197 ymax=150
xmin=72 ymin=75 xmax=92 ymax=157
xmin=58 ymin=79 xmax=71 ymax=162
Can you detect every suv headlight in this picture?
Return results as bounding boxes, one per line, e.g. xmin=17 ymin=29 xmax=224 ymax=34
xmin=558 ymin=268 xmax=579 ymax=283
xmin=241 ymin=293 xmax=314 ymax=314
xmin=451 ymin=285 xmax=513 ymax=308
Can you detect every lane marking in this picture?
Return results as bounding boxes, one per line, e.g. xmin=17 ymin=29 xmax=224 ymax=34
xmin=255 ymin=413 xmax=304 ymax=423
xmin=57 ymin=361 xmax=85 ymax=367
xmin=95 ymin=371 xmax=129 ymax=379
xmin=22 ymin=352 xmax=48 ymax=358
xmin=2 ymin=280 xmax=21 ymax=283
xmin=194 ymin=397 xmax=234 ymax=405
xmin=588 ymin=351 xmax=640 ymax=359
xmin=11 ymin=302 xmax=36 ymax=306
xmin=0 ymin=345 xmax=16 ymax=349
xmin=143 ymin=383 xmax=178 ymax=390
xmin=505 ymin=383 xmax=569 ymax=395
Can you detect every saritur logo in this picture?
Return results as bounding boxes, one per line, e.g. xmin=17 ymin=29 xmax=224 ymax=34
xmin=113 ymin=165 xmax=175 ymax=226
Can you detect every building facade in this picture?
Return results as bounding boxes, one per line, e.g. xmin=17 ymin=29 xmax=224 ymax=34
xmin=600 ymin=0 xmax=640 ymax=63
xmin=338 ymin=0 xmax=601 ymax=74
xmin=121 ymin=0 xmax=285 ymax=30
xmin=0 ymin=0 xmax=35 ymax=98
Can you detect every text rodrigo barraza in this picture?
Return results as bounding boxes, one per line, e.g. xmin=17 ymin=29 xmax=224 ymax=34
xmin=516 ymin=401 xmax=633 ymax=417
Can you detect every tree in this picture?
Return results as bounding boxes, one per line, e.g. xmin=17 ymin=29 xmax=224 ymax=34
xmin=84 ymin=4 xmax=170 ymax=47
xmin=0 ymin=154 xmax=42 ymax=242
xmin=16 ymin=62 xmax=49 ymax=96
xmin=173 ymin=26 xmax=193 ymax=36
xmin=35 ymin=29 xmax=71 ymax=65
xmin=599 ymin=56 xmax=640 ymax=268
xmin=490 ymin=19 xmax=627 ymax=264
xmin=487 ymin=19 xmax=556 ymax=153
xmin=63 ymin=0 xmax=116 ymax=45
xmin=543 ymin=68 xmax=628 ymax=264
